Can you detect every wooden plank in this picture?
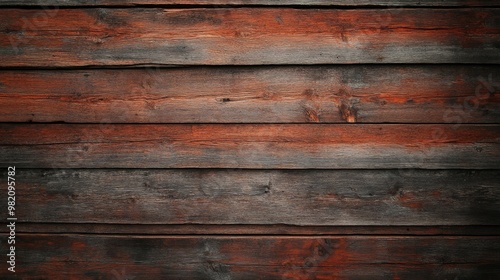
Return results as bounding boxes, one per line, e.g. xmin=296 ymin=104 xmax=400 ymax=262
xmin=2 ymin=169 xmax=499 ymax=225
xmin=1 ymin=8 xmax=500 ymax=66
xmin=0 ymin=124 xmax=498 ymax=169
xmin=8 ymin=223 xmax=500 ymax=236
xmin=1 ymin=66 xmax=499 ymax=123
xmin=1 ymin=0 xmax=499 ymax=6
xmin=3 ymin=234 xmax=499 ymax=279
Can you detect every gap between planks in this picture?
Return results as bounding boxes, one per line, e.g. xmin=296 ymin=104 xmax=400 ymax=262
xmin=3 ymin=223 xmax=500 ymax=236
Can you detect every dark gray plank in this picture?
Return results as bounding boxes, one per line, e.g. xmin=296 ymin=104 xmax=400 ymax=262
xmin=2 ymin=169 xmax=498 ymax=225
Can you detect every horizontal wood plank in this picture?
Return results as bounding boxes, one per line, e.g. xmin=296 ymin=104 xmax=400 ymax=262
xmin=0 ymin=124 xmax=498 ymax=169
xmin=0 ymin=0 xmax=499 ymax=6
xmin=1 ymin=66 xmax=499 ymax=123
xmin=2 ymin=169 xmax=498 ymax=225
xmin=2 ymin=234 xmax=499 ymax=279
xmin=1 ymin=8 xmax=500 ymax=66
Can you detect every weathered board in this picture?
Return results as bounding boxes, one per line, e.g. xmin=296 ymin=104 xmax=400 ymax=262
xmin=1 ymin=8 xmax=500 ymax=66
xmin=2 ymin=169 xmax=498 ymax=225
xmin=2 ymin=235 xmax=499 ymax=279
xmin=0 ymin=124 xmax=498 ymax=169
xmin=1 ymin=66 xmax=498 ymax=123
xmin=1 ymin=0 xmax=499 ymax=6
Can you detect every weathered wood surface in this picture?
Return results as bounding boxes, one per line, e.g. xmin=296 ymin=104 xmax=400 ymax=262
xmin=0 ymin=3 xmax=498 ymax=278
xmin=0 ymin=124 xmax=498 ymax=169
xmin=1 ymin=66 xmax=498 ymax=123
xmin=2 ymin=169 xmax=498 ymax=225
xmin=1 ymin=8 xmax=500 ymax=66
xmin=1 ymin=234 xmax=499 ymax=279
xmin=9 ymin=223 xmax=500 ymax=236
xmin=1 ymin=0 xmax=499 ymax=6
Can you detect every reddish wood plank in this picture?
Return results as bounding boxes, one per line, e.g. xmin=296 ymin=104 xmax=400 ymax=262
xmin=2 ymin=169 xmax=498 ymax=225
xmin=2 ymin=234 xmax=499 ymax=279
xmin=0 ymin=124 xmax=498 ymax=169
xmin=1 ymin=0 xmax=499 ymax=6
xmin=1 ymin=66 xmax=498 ymax=123
xmin=1 ymin=8 xmax=499 ymax=66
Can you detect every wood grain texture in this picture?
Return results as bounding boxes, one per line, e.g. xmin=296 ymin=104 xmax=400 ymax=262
xmin=3 ymin=169 xmax=498 ymax=225
xmin=0 ymin=1 xmax=498 ymax=278
xmin=1 ymin=8 xmax=500 ymax=66
xmin=1 ymin=66 xmax=499 ymax=123
xmin=0 ymin=124 xmax=498 ymax=169
xmin=0 ymin=0 xmax=499 ymax=6
xmin=2 ymin=234 xmax=499 ymax=279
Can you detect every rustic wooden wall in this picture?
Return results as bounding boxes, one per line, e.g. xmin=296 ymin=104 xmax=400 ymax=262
xmin=0 ymin=0 xmax=499 ymax=279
